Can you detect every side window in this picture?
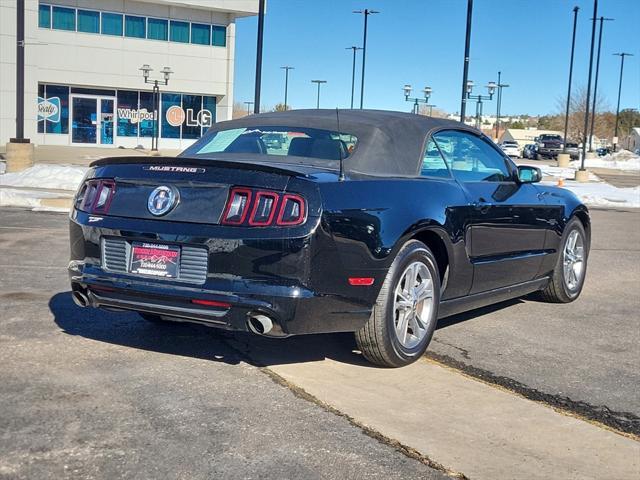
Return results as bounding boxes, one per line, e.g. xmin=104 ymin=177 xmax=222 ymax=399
xmin=421 ymin=139 xmax=451 ymax=178
xmin=433 ymin=130 xmax=512 ymax=182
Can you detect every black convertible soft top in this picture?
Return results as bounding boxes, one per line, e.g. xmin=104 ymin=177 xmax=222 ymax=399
xmin=182 ymin=109 xmax=466 ymax=177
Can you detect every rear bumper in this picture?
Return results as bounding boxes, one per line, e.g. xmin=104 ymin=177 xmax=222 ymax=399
xmin=537 ymin=148 xmax=562 ymax=157
xmin=68 ymin=211 xmax=373 ymax=336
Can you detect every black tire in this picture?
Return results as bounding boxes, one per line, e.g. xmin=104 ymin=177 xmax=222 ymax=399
xmin=536 ymin=153 xmax=543 ymax=161
xmin=537 ymin=217 xmax=588 ymax=303
xmin=355 ymin=240 xmax=441 ymax=368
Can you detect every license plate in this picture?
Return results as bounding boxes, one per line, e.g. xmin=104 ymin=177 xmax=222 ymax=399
xmin=129 ymin=242 xmax=180 ymax=278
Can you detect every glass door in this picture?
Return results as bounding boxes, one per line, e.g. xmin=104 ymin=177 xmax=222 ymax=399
xmin=71 ymin=97 xmax=98 ymax=144
xmin=100 ymin=99 xmax=114 ymax=145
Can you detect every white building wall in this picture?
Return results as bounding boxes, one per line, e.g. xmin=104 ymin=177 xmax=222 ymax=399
xmin=0 ymin=0 xmax=256 ymax=148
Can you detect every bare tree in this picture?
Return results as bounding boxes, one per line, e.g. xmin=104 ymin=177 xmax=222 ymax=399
xmin=553 ymin=86 xmax=610 ymax=141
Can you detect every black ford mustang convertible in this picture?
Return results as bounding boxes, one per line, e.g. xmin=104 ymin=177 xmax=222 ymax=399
xmin=69 ymin=110 xmax=589 ymax=367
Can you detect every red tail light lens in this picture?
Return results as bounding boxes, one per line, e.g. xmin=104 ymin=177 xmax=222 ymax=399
xmin=78 ymin=179 xmax=116 ymax=214
xmin=276 ymin=194 xmax=306 ymax=226
xmin=222 ymin=188 xmax=306 ymax=227
xmin=222 ymin=188 xmax=252 ymax=225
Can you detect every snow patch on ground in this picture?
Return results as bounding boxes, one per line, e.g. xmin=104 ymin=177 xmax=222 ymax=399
xmin=570 ymin=150 xmax=640 ymax=171
xmin=0 ymin=188 xmax=70 ymax=211
xmin=541 ymin=181 xmax=640 ymax=208
xmin=535 ymin=164 xmax=599 ymax=181
xmin=0 ymin=163 xmax=87 ymax=190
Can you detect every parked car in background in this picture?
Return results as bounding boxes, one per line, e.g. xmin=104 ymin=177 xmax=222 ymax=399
xmin=522 ymin=144 xmax=537 ymax=160
xmin=499 ymin=140 xmax=520 ymax=158
xmin=536 ymin=134 xmax=564 ymax=159
xmin=68 ymin=110 xmax=591 ymax=368
xmin=565 ymin=142 xmax=580 ymax=160
xmin=597 ymin=147 xmax=611 ymax=157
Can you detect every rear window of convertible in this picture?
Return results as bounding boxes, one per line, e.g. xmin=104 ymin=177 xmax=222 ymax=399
xmin=190 ymin=126 xmax=358 ymax=161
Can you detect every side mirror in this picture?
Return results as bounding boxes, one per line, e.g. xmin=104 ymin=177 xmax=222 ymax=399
xmin=517 ymin=165 xmax=542 ymax=183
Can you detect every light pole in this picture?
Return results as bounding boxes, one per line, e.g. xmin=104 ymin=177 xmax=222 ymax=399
xmin=311 ymin=80 xmax=327 ymax=109
xmin=460 ymin=0 xmax=473 ymax=122
xmin=403 ymin=85 xmax=433 ymax=115
xmin=280 ymin=66 xmax=294 ymax=110
xmin=580 ymin=0 xmax=598 ymax=172
xmin=588 ymin=16 xmax=614 ymax=151
xmin=613 ymin=52 xmax=633 ymax=152
xmin=494 ymin=71 xmax=510 ymax=140
xmin=563 ymin=6 xmax=579 ymax=154
xmin=244 ymin=101 xmax=254 ymax=116
xmin=346 ymin=46 xmax=363 ymax=109
xmin=466 ymin=81 xmax=496 ymax=129
xmin=253 ymin=0 xmax=265 ymax=114
xmin=140 ymin=64 xmax=173 ymax=151
xmin=353 ymin=9 xmax=379 ymax=109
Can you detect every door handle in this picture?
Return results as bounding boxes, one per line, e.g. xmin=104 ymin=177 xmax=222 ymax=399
xmin=472 ymin=198 xmax=492 ymax=214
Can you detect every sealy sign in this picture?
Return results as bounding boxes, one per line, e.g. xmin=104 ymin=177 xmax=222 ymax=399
xmin=37 ymin=97 xmax=60 ymax=123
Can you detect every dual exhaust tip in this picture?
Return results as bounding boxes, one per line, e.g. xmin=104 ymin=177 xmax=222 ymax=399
xmin=72 ymin=290 xmax=90 ymax=308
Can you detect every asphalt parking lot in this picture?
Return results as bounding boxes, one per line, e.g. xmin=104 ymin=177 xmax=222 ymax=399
xmin=1 ymin=206 xmax=639 ymax=478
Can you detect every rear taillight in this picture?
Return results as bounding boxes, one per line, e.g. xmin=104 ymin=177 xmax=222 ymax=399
xmin=77 ymin=179 xmax=116 ymax=214
xmin=222 ymin=188 xmax=306 ymax=227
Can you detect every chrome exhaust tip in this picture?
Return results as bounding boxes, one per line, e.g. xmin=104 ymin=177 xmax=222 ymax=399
xmin=72 ymin=290 xmax=89 ymax=308
xmin=247 ymin=314 xmax=274 ymax=335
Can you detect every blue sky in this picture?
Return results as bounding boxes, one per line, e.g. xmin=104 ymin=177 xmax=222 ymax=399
xmin=233 ymin=0 xmax=640 ymax=115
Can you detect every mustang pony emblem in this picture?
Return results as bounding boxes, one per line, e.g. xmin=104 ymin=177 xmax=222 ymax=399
xmin=147 ymin=186 xmax=178 ymax=216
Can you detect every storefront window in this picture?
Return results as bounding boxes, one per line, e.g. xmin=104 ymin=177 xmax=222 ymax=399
xmin=38 ymin=4 xmax=51 ymax=28
xmin=170 ymin=20 xmax=189 ymax=43
xmin=37 ymin=84 xmax=45 ymax=133
xmin=52 ymin=6 xmax=75 ymax=31
xmin=101 ymin=13 xmax=123 ymax=36
xmin=202 ymin=96 xmax=217 ymax=134
xmin=125 ymin=15 xmax=146 ymax=38
xmin=43 ymin=84 xmax=69 ymax=134
xmin=161 ymin=93 xmax=181 ymax=138
xmin=182 ymin=95 xmax=203 ymax=139
xmin=191 ymin=23 xmax=210 ymax=45
xmin=116 ymin=90 xmax=139 ymax=138
xmin=77 ymin=10 xmax=100 ymax=33
xmin=147 ymin=18 xmax=168 ymax=41
xmin=212 ymin=25 xmax=226 ymax=47
xmin=139 ymin=92 xmax=156 ymax=138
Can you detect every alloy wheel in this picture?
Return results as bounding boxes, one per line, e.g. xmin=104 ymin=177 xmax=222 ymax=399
xmin=563 ymin=229 xmax=585 ymax=291
xmin=393 ymin=261 xmax=435 ymax=349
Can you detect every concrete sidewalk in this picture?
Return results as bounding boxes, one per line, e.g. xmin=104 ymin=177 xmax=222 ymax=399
xmin=230 ymin=335 xmax=639 ymax=480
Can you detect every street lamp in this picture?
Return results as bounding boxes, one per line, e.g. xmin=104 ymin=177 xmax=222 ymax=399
xmin=311 ymin=80 xmax=327 ymax=109
xmin=244 ymin=101 xmax=254 ymax=116
xmin=403 ymin=84 xmax=434 ymax=115
xmin=466 ymin=80 xmax=496 ymax=129
xmin=346 ymin=46 xmax=363 ymax=109
xmin=563 ymin=6 xmax=579 ymax=154
xmin=494 ymin=71 xmax=510 ymax=140
xmin=613 ymin=52 xmax=633 ymax=152
xmin=280 ymin=66 xmax=294 ymax=110
xmin=588 ymin=16 xmax=614 ymax=151
xmin=580 ymin=0 xmax=598 ymax=173
xmin=140 ymin=64 xmax=173 ymax=151
xmin=353 ymin=9 xmax=379 ymax=109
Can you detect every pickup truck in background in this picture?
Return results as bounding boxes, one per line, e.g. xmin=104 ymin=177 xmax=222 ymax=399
xmin=535 ymin=134 xmax=564 ymax=160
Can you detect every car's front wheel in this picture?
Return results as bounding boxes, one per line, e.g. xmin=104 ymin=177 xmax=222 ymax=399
xmin=537 ymin=217 xmax=588 ymax=303
xmin=355 ymin=240 xmax=440 ymax=368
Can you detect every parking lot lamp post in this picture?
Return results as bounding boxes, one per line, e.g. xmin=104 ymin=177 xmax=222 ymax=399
xmin=403 ymin=85 xmax=433 ymax=115
xmin=494 ymin=71 xmax=509 ymax=140
xmin=563 ymin=6 xmax=579 ymax=154
xmin=280 ymin=66 xmax=294 ymax=110
xmin=244 ymin=101 xmax=254 ymax=116
xmin=346 ymin=46 xmax=363 ymax=109
xmin=254 ymin=0 xmax=265 ymax=114
xmin=353 ymin=9 xmax=379 ymax=109
xmin=580 ymin=0 xmax=598 ymax=172
xmin=460 ymin=0 xmax=473 ymax=122
xmin=311 ymin=80 xmax=327 ymax=109
xmin=613 ymin=53 xmax=633 ymax=152
xmin=466 ymin=81 xmax=496 ymax=129
xmin=589 ymin=17 xmax=614 ymax=152
xmin=140 ymin=64 xmax=172 ymax=152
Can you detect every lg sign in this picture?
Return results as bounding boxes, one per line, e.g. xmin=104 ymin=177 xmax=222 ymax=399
xmin=166 ymin=106 xmax=212 ymax=128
